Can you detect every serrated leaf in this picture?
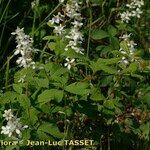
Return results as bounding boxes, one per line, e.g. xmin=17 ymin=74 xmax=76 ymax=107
xmin=38 ymin=123 xmax=64 ymax=139
xmin=65 ymin=82 xmax=90 ymax=95
xmin=17 ymin=94 xmax=30 ymax=109
xmin=34 ymin=77 xmax=49 ymax=88
xmin=122 ymin=63 xmax=138 ymax=73
xmin=90 ymin=87 xmax=105 ymax=101
xmin=13 ymin=84 xmax=23 ymax=94
xmin=0 ymin=91 xmax=18 ymax=104
xmin=38 ymin=89 xmax=63 ymax=104
xmin=22 ymin=107 xmax=38 ymax=125
xmin=97 ymin=58 xmax=120 ymax=65
xmin=103 ymin=100 xmax=115 ymax=110
xmin=90 ymin=61 xmax=117 ymax=74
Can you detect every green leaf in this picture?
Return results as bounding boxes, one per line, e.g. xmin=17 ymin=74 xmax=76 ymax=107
xmin=122 ymin=63 xmax=138 ymax=73
xmin=142 ymin=93 xmax=150 ymax=105
xmin=37 ymin=130 xmax=54 ymax=140
xmin=44 ymin=62 xmax=67 ymax=77
xmin=34 ymin=77 xmax=49 ymax=88
xmin=139 ymin=123 xmax=150 ymax=140
xmin=90 ymin=87 xmax=105 ymax=101
xmin=48 ymin=42 xmax=56 ymax=50
xmin=97 ymin=58 xmax=120 ymax=65
xmin=110 ymin=37 xmax=120 ymax=50
xmin=91 ymin=29 xmax=109 ymax=40
xmin=22 ymin=129 xmax=31 ymax=140
xmin=0 ymin=91 xmax=18 ymax=104
xmin=17 ymin=94 xmax=30 ymax=109
xmin=38 ymin=123 xmax=64 ymax=139
xmin=13 ymin=84 xmax=23 ymax=94
xmin=43 ymin=35 xmax=58 ymax=40
xmin=108 ymin=25 xmax=118 ymax=37
xmin=90 ymin=61 xmax=117 ymax=74
xmin=22 ymin=107 xmax=38 ymax=125
xmin=120 ymin=40 xmax=129 ymax=51
xmin=38 ymin=89 xmax=63 ymax=104
xmin=103 ymin=100 xmax=115 ymax=110
xmin=65 ymin=82 xmax=90 ymax=95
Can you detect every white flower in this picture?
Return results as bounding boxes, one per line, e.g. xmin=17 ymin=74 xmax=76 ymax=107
xmin=49 ymin=0 xmax=84 ymax=54
xmin=120 ymin=11 xmax=132 ymax=23
xmin=122 ymin=57 xmax=129 ymax=65
xmin=119 ymin=33 xmax=131 ymax=40
xmin=54 ymin=24 xmax=65 ymax=36
xmin=134 ymin=0 xmax=144 ymax=8
xmin=1 ymin=126 xmax=11 ymax=136
xmin=131 ymin=8 xmax=143 ymax=18
xmin=120 ymin=0 xmax=144 ymax=23
xmin=11 ymin=27 xmax=24 ymax=36
xmin=66 ymin=28 xmax=83 ymax=44
xmin=71 ymin=20 xmax=83 ymax=28
xmin=12 ymin=27 xmax=35 ymax=68
xmin=1 ymin=109 xmax=28 ymax=138
xmin=66 ymin=4 xmax=77 ymax=18
xmin=49 ymin=12 xmax=64 ymax=24
xmin=3 ymin=109 xmax=13 ymax=121
xmin=64 ymin=58 xmax=75 ymax=70
xmin=59 ymin=0 xmax=64 ymax=3
xmin=128 ymin=40 xmax=137 ymax=52
xmin=31 ymin=0 xmax=39 ymax=9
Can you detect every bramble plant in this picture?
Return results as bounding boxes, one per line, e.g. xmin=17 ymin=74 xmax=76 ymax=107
xmin=0 ymin=0 xmax=149 ymax=150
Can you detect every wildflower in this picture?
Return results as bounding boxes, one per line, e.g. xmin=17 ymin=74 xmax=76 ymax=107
xmin=120 ymin=0 xmax=144 ymax=23
xmin=31 ymin=0 xmax=39 ymax=9
xmin=128 ymin=40 xmax=137 ymax=53
xmin=64 ymin=58 xmax=75 ymax=70
xmin=12 ymin=27 xmax=35 ymax=69
xmin=59 ymin=0 xmax=64 ymax=3
xmin=71 ymin=20 xmax=83 ymax=28
xmin=1 ymin=109 xmax=28 ymax=138
xmin=119 ymin=33 xmax=131 ymax=41
xmin=1 ymin=126 xmax=11 ymax=137
xmin=54 ymin=24 xmax=65 ymax=36
xmin=119 ymin=33 xmax=137 ymax=66
xmin=2 ymin=109 xmax=13 ymax=121
xmin=121 ymin=57 xmax=129 ymax=65
xmin=120 ymin=11 xmax=132 ymax=23
xmin=131 ymin=8 xmax=143 ymax=18
xmin=49 ymin=12 xmax=64 ymax=24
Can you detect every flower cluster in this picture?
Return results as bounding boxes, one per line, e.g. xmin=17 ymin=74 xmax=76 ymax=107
xmin=31 ymin=0 xmax=39 ymax=9
xmin=64 ymin=0 xmax=83 ymax=53
xmin=120 ymin=0 xmax=144 ymax=23
xmin=119 ymin=33 xmax=137 ymax=65
xmin=64 ymin=57 xmax=75 ymax=70
xmin=49 ymin=0 xmax=84 ymax=69
xmin=1 ymin=109 xmax=28 ymax=138
xmin=12 ymin=27 xmax=35 ymax=69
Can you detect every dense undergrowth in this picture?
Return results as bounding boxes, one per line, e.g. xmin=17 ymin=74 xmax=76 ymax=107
xmin=0 ymin=0 xmax=149 ymax=150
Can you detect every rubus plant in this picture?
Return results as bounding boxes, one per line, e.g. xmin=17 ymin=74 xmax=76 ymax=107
xmin=0 ymin=0 xmax=149 ymax=150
